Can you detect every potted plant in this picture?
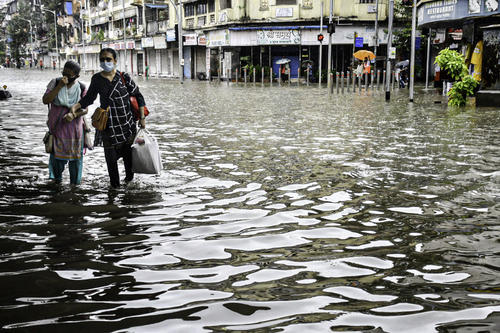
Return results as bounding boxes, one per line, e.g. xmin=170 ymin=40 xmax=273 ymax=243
xmin=435 ymin=48 xmax=478 ymax=107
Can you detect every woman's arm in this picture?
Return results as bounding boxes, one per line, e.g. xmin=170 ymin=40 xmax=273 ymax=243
xmin=42 ymin=77 xmax=67 ymax=104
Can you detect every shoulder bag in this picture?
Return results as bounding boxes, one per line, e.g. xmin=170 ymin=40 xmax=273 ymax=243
xmin=91 ymin=106 xmax=110 ymax=131
xmin=119 ymin=71 xmax=149 ymax=121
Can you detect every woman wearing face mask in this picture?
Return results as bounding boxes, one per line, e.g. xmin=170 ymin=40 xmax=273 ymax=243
xmin=43 ymin=60 xmax=88 ymax=185
xmin=70 ymin=48 xmax=147 ymax=188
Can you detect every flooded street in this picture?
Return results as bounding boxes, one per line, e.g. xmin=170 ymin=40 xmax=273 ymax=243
xmin=1 ymin=68 xmax=500 ymax=332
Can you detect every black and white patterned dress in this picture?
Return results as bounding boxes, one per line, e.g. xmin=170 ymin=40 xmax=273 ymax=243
xmin=79 ymin=71 xmax=146 ymax=147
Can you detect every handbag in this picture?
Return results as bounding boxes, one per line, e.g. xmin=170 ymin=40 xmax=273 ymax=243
xmin=119 ymin=72 xmax=149 ymax=121
xmin=43 ymin=131 xmax=54 ymax=153
xmin=91 ymin=106 xmax=109 ymax=131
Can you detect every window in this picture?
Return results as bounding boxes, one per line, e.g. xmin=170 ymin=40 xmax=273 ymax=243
xmin=359 ymin=0 xmax=375 ymax=3
xmin=184 ymin=3 xmax=195 ymax=17
xmin=276 ymin=0 xmax=296 ymax=5
xmin=220 ymin=0 xmax=231 ymax=9
xmin=208 ymin=0 xmax=215 ymax=12
xmin=158 ymin=7 xmax=168 ymax=21
xmin=197 ymin=2 xmax=207 ymax=15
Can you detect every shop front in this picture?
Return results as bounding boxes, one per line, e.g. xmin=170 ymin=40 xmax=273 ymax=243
xmin=417 ymin=0 xmax=500 ymax=104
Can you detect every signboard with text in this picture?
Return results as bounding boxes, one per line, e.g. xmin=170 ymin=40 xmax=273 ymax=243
xmin=355 ymin=37 xmax=364 ymax=47
xmin=256 ymin=30 xmax=301 ymax=45
xmin=418 ymin=0 xmax=500 ymax=26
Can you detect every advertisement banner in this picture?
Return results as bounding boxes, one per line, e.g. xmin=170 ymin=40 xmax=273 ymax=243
xmin=256 ymin=30 xmax=301 ymax=45
xmin=141 ymin=37 xmax=154 ymax=48
xmin=184 ymin=34 xmax=198 ymax=46
xmin=166 ymin=29 xmax=176 ymax=42
xmin=418 ymin=0 xmax=500 ymax=26
xmin=153 ymin=36 xmax=167 ymax=49
xmin=207 ymin=30 xmax=229 ymax=47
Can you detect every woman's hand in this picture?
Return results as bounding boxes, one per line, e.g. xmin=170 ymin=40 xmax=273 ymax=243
xmin=59 ymin=76 xmax=69 ymax=86
xmin=64 ymin=111 xmax=76 ymax=123
xmin=139 ymin=118 xmax=146 ymax=129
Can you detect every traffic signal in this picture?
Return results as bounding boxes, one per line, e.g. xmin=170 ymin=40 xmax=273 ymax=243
xmin=317 ymin=33 xmax=324 ymax=42
xmin=327 ymin=23 xmax=335 ymax=34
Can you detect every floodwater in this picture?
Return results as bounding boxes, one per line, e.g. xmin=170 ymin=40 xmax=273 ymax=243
xmin=1 ymin=68 xmax=499 ymax=332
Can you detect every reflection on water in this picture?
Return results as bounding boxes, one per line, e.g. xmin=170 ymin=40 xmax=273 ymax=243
xmin=1 ymin=69 xmax=500 ymax=332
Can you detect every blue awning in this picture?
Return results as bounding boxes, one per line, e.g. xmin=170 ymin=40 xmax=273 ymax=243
xmin=229 ymin=26 xmax=327 ymax=31
xmin=145 ymin=3 xmax=168 ymax=9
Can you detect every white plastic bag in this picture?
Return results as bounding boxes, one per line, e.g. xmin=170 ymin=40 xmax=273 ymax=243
xmin=131 ymin=129 xmax=162 ymax=174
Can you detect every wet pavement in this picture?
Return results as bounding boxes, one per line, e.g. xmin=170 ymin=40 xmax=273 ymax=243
xmin=0 ymin=68 xmax=500 ymax=332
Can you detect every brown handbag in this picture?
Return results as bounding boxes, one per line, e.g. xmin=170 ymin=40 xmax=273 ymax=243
xmin=91 ymin=106 xmax=110 ymax=131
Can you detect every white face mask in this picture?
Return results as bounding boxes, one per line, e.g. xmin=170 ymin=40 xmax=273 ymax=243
xmin=100 ymin=61 xmax=115 ymax=72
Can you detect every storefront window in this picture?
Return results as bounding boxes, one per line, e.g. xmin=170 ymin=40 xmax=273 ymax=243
xmin=208 ymin=0 xmax=215 ymax=12
xmin=158 ymin=7 xmax=168 ymax=21
xmin=220 ymin=0 xmax=232 ymax=9
xmin=197 ymin=2 xmax=207 ymax=15
xmin=184 ymin=3 xmax=195 ymax=17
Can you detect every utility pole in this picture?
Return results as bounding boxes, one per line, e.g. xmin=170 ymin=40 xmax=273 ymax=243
xmin=122 ymin=0 xmax=127 ymax=72
xmin=142 ymin=2 xmax=146 ymax=77
xmin=374 ymin=0 xmax=379 ymax=74
xmin=385 ymin=0 xmax=394 ymax=101
xmin=19 ymin=18 xmax=34 ymax=66
xmin=41 ymin=6 xmax=59 ymax=69
xmin=178 ymin=1 xmax=184 ymax=83
xmin=319 ymin=1 xmax=323 ymax=87
xmin=425 ymin=28 xmax=432 ymax=89
xmin=409 ymin=0 xmax=417 ymax=102
xmin=167 ymin=0 xmax=184 ymax=83
xmin=327 ymin=0 xmax=333 ymax=91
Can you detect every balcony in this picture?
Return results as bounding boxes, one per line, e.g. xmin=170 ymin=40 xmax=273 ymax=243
xmin=146 ymin=20 xmax=168 ymax=35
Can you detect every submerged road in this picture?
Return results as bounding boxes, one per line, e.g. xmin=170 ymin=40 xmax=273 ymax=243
xmin=0 ymin=68 xmax=500 ymax=332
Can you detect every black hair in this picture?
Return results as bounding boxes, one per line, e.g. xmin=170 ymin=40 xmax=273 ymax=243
xmin=100 ymin=48 xmax=117 ymax=60
xmin=63 ymin=60 xmax=81 ymax=75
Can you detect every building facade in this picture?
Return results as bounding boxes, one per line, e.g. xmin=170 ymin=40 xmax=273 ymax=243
xmin=2 ymin=0 xmax=391 ymax=79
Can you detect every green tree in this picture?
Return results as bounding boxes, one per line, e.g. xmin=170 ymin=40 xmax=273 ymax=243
xmin=392 ymin=0 xmax=428 ymax=79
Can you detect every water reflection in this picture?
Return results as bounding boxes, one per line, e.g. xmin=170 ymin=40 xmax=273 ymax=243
xmin=0 ymin=69 xmax=499 ymax=331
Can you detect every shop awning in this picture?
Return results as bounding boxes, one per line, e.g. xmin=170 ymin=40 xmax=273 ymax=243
xmin=145 ymin=3 xmax=168 ymax=9
xmin=229 ymin=25 xmax=327 ymax=31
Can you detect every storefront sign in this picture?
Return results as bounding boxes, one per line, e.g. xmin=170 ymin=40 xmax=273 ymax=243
xmin=433 ymin=28 xmax=446 ymax=43
xmin=256 ymin=30 xmax=301 ymax=45
xmin=166 ymin=29 xmax=176 ymax=42
xmin=389 ymin=47 xmax=396 ymax=59
xmin=184 ymin=34 xmax=198 ymax=46
xmin=153 ymin=36 xmax=167 ymax=49
xmin=198 ymin=34 xmax=207 ymax=46
xmin=355 ymin=37 xmax=364 ymax=47
xmin=207 ymin=30 xmax=230 ymax=47
xmin=276 ymin=7 xmax=293 ymax=17
xmin=126 ymin=41 xmax=135 ymax=50
xmin=418 ymin=0 xmax=500 ymax=26
xmin=142 ymin=37 xmax=154 ymax=48
xmin=448 ymin=28 xmax=463 ymax=40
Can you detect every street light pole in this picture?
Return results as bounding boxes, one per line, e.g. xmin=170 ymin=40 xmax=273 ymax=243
xmin=385 ymin=0 xmax=394 ymax=101
xmin=409 ymin=0 xmax=417 ymax=102
xmin=327 ymin=0 xmax=333 ymax=91
xmin=319 ymin=1 xmax=323 ymax=87
xmin=168 ymin=0 xmax=183 ymax=83
xmin=122 ymin=0 xmax=127 ymax=73
xmin=19 ymin=18 xmax=34 ymax=67
xmin=41 ymin=7 xmax=59 ymax=69
xmin=374 ymin=0 xmax=379 ymax=74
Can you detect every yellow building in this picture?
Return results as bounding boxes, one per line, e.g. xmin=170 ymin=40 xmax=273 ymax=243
xmin=83 ymin=0 xmax=390 ymax=80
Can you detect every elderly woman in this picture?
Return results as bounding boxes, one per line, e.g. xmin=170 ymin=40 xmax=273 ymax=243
xmin=70 ymin=48 xmax=146 ymax=188
xmin=42 ymin=60 xmax=87 ymax=185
